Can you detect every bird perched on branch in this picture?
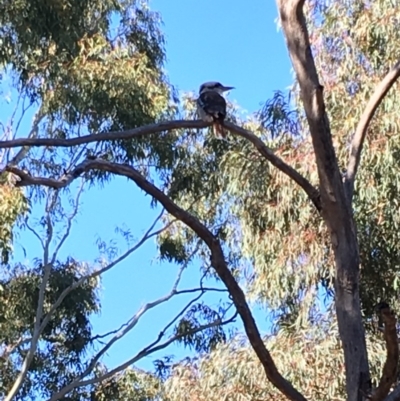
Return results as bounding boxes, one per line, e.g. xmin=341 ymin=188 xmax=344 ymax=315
xmin=196 ymin=81 xmax=234 ymax=138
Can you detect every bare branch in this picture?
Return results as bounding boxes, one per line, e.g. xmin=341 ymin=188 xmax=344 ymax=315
xmin=0 ymin=120 xmax=209 ymax=149
xmin=276 ymin=1 xmax=370 ymax=400
xmin=5 ymin=191 xmax=58 ymax=401
xmin=51 ymin=180 xmax=85 ymax=264
xmin=38 ymin=209 xmax=171 ymax=336
xmin=345 ymin=60 xmax=400 ymax=200
xmin=90 ymin=286 xmax=225 ymax=343
xmin=77 ymin=263 xmax=186 ymax=383
xmin=370 ymin=303 xmax=399 ymax=401
xmin=223 ymin=121 xmax=321 ymax=211
xmin=55 ymin=158 xmax=308 ymax=401
xmin=2 ymin=120 xmax=320 ymax=210
xmin=48 ymin=313 xmax=237 ymax=401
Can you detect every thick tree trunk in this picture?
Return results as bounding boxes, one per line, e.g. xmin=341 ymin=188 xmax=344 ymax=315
xmin=276 ymin=1 xmax=371 ymax=400
xmin=331 ymin=219 xmax=371 ymax=401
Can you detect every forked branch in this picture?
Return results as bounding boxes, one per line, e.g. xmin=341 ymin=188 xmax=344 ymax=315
xmin=48 ymin=313 xmax=237 ymax=401
xmin=345 ymin=60 xmax=400 ymax=201
xmin=276 ymin=1 xmax=370 ymax=400
xmin=9 ymin=158 xmax=308 ymax=401
xmin=4 ymin=192 xmax=58 ymax=401
xmin=1 ymin=118 xmax=320 ymax=211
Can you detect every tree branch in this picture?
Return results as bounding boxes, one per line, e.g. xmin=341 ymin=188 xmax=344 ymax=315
xmin=345 ymin=60 xmax=400 ymax=201
xmin=37 ymin=209 xmax=171 ymax=336
xmin=0 ymin=120 xmax=209 ymax=149
xmin=19 ymin=158 xmax=307 ymax=401
xmin=370 ymin=303 xmax=399 ymax=401
xmin=223 ymin=121 xmax=321 ymax=211
xmin=276 ymin=1 xmax=370 ymax=400
xmin=5 ymin=192 xmax=58 ymax=401
xmin=48 ymin=313 xmax=237 ymax=401
xmin=77 ymin=263 xmax=187 ymax=383
xmin=0 ymin=118 xmax=320 ymax=210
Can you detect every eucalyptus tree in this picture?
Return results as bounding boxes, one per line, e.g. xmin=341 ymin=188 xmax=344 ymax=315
xmin=1 ymin=1 xmax=400 ymax=401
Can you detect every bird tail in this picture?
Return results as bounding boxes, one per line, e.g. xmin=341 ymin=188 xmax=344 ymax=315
xmin=213 ymin=122 xmax=227 ymax=138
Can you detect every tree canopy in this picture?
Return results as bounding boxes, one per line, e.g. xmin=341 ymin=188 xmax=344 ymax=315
xmin=1 ymin=1 xmax=400 ymax=401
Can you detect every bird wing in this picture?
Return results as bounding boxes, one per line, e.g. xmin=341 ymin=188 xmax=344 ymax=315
xmin=198 ymin=91 xmax=227 ymax=121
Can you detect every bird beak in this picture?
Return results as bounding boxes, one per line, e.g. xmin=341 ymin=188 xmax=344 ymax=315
xmin=222 ymin=86 xmax=235 ymax=92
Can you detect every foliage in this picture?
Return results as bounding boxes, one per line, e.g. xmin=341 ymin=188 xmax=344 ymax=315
xmin=165 ymin=320 xmax=388 ymax=401
xmin=0 ymin=260 xmax=100 ymax=400
xmin=308 ymin=0 xmax=400 ymax=318
xmin=1 ymin=0 xmax=400 ymax=400
xmin=0 ymin=173 xmax=28 ymax=263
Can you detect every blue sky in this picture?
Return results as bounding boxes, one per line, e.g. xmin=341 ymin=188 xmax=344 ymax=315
xmin=1 ymin=0 xmax=293 ymax=375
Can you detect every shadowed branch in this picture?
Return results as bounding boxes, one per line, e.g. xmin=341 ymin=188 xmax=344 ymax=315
xmin=1 ymin=118 xmax=320 ymax=211
xmin=9 ymin=157 xmax=308 ymax=401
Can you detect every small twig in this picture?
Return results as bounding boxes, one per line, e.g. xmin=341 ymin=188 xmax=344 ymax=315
xmin=47 ymin=313 xmax=237 ymax=401
xmin=345 ymin=60 xmax=400 ymax=201
xmin=38 ymin=210 xmax=171 ymax=335
xmin=51 ymin=180 xmax=85 ymax=264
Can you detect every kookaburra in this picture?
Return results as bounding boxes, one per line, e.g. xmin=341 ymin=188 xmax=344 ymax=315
xmin=196 ymin=81 xmax=234 ymax=138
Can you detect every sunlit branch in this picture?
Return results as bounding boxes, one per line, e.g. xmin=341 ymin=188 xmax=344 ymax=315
xmin=8 ymin=102 xmax=43 ymax=166
xmin=76 ymin=262 xmax=187 ymax=383
xmin=5 ymin=191 xmax=58 ymax=401
xmin=48 ymin=312 xmax=237 ymax=401
xmin=370 ymin=303 xmax=398 ymax=401
xmin=345 ymin=60 xmax=400 ymax=201
xmin=38 ymin=209 xmax=171 ymax=336
xmin=51 ymin=180 xmax=85 ymax=264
